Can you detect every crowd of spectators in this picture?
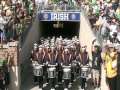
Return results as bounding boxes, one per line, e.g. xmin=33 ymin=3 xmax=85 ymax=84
xmin=81 ymin=0 xmax=120 ymax=90
xmin=0 ymin=0 xmax=35 ymax=44
xmin=80 ymin=0 xmax=120 ymax=44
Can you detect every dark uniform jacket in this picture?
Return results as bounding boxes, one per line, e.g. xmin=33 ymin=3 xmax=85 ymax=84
xmin=92 ymin=51 xmax=102 ymax=70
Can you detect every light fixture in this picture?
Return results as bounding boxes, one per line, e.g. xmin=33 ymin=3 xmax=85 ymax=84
xmin=53 ymin=21 xmax=63 ymax=28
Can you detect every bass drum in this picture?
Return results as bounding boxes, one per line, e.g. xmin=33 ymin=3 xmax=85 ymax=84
xmin=81 ymin=66 xmax=89 ymax=78
xmin=63 ymin=68 xmax=71 ymax=79
xmin=33 ymin=65 xmax=43 ymax=76
xmin=48 ymin=67 xmax=56 ymax=78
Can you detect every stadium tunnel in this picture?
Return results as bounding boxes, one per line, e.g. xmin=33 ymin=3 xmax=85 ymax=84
xmin=39 ymin=21 xmax=80 ymax=38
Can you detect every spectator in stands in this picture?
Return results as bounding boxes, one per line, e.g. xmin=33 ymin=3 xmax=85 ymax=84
xmin=0 ymin=10 xmax=7 ymax=42
xmin=102 ymin=45 xmax=117 ymax=90
xmin=109 ymin=32 xmax=120 ymax=44
xmin=0 ymin=68 xmax=5 ymax=90
xmin=92 ymin=40 xmax=102 ymax=89
xmin=80 ymin=46 xmax=89 ymax=66
xmin=0 ymin=0 xmax=35 ymax=43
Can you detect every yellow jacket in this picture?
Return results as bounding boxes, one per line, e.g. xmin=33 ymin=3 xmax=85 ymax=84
xmin=101 ymin=52 xmax=117 ymax=78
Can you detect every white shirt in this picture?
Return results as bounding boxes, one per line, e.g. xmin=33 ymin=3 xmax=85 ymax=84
xmin=101 ymin=19 xmax=108 ymax=35
xmin=35 ymin=0 xmax=45 ymax=5
xmin=109 ymin=24 xmax=117 ymax=35
xmin=0 ymin=16 xmax=6 ymax=30
xmin=12 ymin=0 xmax=17 ymax=4
xmin=117 ymin=32 xmax=120 ymax=41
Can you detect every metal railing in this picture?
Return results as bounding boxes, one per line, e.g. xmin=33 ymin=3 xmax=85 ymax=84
xmin=36 ymin=3 xmax=80 ymax=13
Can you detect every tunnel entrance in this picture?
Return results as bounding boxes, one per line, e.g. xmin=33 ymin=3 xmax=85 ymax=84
xmin=39 ymin=21 xmax=80 ymax=38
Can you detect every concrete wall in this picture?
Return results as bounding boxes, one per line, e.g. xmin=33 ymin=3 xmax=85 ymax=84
xmin=0 ymin=44 xmax=20 ymax=90
xmin=79 ymin=12 xmax=97 ymax=59
xmin=20 ymin=15 xmax=41 ymax=88
xmin=7 ymin=45 xmax=20 ymax=90
xmin=20 ymin=16 xmax=40 ymax=63
xmin=9 ymin=66 xmax=20 ymax=90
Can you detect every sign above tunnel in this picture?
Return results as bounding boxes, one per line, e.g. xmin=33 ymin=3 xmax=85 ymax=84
xmin=38 ymin=11 xmax=80 ymax=22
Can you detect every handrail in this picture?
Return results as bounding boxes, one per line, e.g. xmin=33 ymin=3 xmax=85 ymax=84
xmin=37 ymin=3 xmax=80 ymax=11
xmin=40 ymin=10 xmax=81 ymax=12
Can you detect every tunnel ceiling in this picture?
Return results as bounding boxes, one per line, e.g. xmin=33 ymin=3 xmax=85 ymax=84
xmin=39 ymin=21 xmax=80 ymax=38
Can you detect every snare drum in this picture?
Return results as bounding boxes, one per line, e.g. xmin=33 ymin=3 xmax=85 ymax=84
xmin=32 ymin=61 xmax=38 ymax=67
xmin=33 ymin=65 xmax=43 ymax=76
xmin=63 ymin=68 xmax=71 ymax=79
xmin=48 ymin=67 xmax=56 ymax=78
xmin=81 ymin=66 xmax=89 ymax=78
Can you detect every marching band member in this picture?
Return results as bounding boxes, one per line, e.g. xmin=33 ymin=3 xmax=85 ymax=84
xmin=74 ymin=40 xmax=81 ymax=55
xmin=62 ymin=48 xmax=71 ymax=66
xmin=47 ymin=46 xmax=57 ymax=89
xmin=31 ymin=43 xmax=38 ymax=62
xmin=37 ymin=45 xmax=45 ymax=88
xmin=43 ymin=46 xmax=50 ymax=84
xmin=31 ymin=43 xmax=39 ymax=83
xmin=62 ymin=48 xmax=72 ymax=89
xmin=38 ymin=45 xmax=45 ymax=64
xmin=70 ymin=46 xmax=77 ymax=83
xmin=80 ymin=46 xmax=89 ymax=65
xmin=80 ymin=46 xmax=89 ymax=89
xmin=70 ymin=45 xmax=77 ymax=61
xmin=56 ymin=44 xmax=64 ymax=84
xmin=48 ymin=46 xmax=57 ymax=65
xmin=91 ymin=41 xmax=102 ymax=89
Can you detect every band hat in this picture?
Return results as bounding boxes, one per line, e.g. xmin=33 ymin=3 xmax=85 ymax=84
xmin=46 ymin=46 xmax=49 ymax=48
xmin=65 ymin=48 xmax=69 ymax=52
xmin=38 ymin=47 xmax=42 ymax=51
xmin=50 ymin=43 xmax=54 ymax=46
xmin=34 ymin=43 xmax=37 ymax=46
xmin=81 ymin=45 xmax=87 ymax=48
xmin=2 ymin=44 xmax=9 ymax=49
xmin=51 ymin=46 xmax=55 ymax=49
xmin=17 ymin=0 xmax=21 ymax=4
xmin=44 ymin=45 xmax=47 ymax=47
xmin=81 ymin=47 xmax=86 ymax=51
xmin=38 ymin=45 xmax=43 ymax=48
xmin=77 ymin=39 xmax=79 ymax=42
xmin=34 ymin=46 xmax=38 ymax=49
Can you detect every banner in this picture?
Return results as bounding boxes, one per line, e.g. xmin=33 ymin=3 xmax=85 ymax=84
xmin=38 ymin=11 xmax=80 ymax=21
